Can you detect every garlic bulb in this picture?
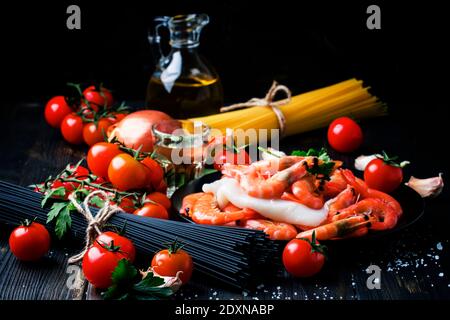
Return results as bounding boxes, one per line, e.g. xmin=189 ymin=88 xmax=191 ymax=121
xmin=405 ymin=174 xmax=444 ymax=198
xmin=354 ymin=154 xmax=379 ymax=171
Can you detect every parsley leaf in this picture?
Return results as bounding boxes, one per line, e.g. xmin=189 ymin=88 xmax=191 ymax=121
xmin=54 ymin=204 xmax=73 ymax=239
xmin=307 ymin=161 xmax=335 ymax=180
xmin=102 ymin=259 xmax=173 ymax=300
xmin=291 ymin=148 xmax=335 ymax=180
xmin=41 ymin=187 xmax=66 ymax=207
xmin=291 ymin=147 xmax=331 ymax=162
xmin=46 ymin=202 xmax=67 ymax=224
xmin=89 ymin=195 xmax=105 ymax=208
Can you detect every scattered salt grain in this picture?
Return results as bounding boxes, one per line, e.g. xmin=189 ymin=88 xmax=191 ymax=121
xmin=436 ymin=242 xmax=443 ymax=250
xmin=439 ymin=273 xmax=444 ymax=277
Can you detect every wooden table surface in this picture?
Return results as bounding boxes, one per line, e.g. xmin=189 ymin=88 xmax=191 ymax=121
xmin=1 ymin=102 xmax=449 ymax=300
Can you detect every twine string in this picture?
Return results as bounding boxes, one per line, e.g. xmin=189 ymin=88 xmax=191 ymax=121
xmin=67 ymin=190 xmax=122 ymax=264
xmin=219 ymin=81 xmax=291 ymax=136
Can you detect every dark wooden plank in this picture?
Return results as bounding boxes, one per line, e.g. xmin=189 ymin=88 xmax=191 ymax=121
xmin=0 ymin=103 xmax=88 ymax=300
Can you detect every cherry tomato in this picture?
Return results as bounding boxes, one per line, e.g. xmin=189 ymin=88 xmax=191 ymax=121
xmin=44 ymin=96 xmax=73 ymax=128
xmin=141 ymin=157 xmax=164 ymax=189
xmin=364 ymin=156 xmax=404 ymax=193
xmin=9 ymin=221 xmax=51 ymax=261
xmin=108 ymin=153 xmax=150 ymax=191
xmin=87 ymin=142 xmax=123 ymax=179
xmin=83 ymin=85 xmax=114 ymax=109
xmin=51 ymin=180 xmax=78 ymax=197
xmin=61 ymin=113 xmax=84 ymax=144
xmin=80 ymin=102 xmax=97 ymax=119
xmin=112 ymin=196 xmax=137 ymax=213
xmin=82 ymin=232 xmax=135 ymax=288
xmin=151 ymin=242 xmax=193 ymax=284
xmin=146 ymin=192 xmax=171 ymax=210
xmin=71 ymin=165 xmax=90 ymax=178
xmin=155 ymin=179 xmax=167 ymax=194
xmin=108 ymin=113 xmax=127 ymax=124
xmin=327 ymin=117 xmax=363 ymax=153
xmin=134 ymin=203 xmax=169 ymax=220
xmin=282 ymin=237 xmax=325 ymax=277
xmin=82 ymin=118 xmax=113 ymax=146
xmin=82 ymin=248 xmax=120 ymax=289
xmin=213 ymin=148 xmax=251 ymax=170
xmin=94 ymin=231 xmax=136 ymax=263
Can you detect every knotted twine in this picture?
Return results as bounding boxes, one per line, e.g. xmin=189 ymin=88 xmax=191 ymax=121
xmin=67 ymin=190 xmax=123 ymax=264
xmin=219 ymin=81 xmax=292 ymax=137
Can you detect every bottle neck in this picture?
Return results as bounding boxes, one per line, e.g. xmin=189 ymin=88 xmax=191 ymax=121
xmin=169 ymin=29 xmax=201 ymax=49
xmin=170 ymin=41 xmax=200 ymax=49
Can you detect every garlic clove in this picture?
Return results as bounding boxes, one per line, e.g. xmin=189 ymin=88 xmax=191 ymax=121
xmin=354 ymin=154 xmax=380 ymax=171
xmin=140 ymin=268 xmax=183 ymax=293
xmin=405 ymin=173 xmax=444 ymax=198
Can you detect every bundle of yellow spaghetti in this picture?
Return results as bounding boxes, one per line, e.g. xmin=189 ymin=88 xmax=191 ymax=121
xmin=190 ymin=79 xmax=386 ymax=138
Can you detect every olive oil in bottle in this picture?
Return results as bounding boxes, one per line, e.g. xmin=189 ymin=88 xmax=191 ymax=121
xmin=146 ymin=74 xmax=223 ymax=118
xmin=146 ymin=14 xmax=223 ymax=118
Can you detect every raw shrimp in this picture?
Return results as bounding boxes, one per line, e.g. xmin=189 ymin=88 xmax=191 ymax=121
xmin=340 ymin=169 xmax=402 ymax=220
xmin=290 ymin=176 xmax=324 ymax=209
xmin=240 ymin=219 xmax=298 ymax=240
xmin=340 ymin=169 xmax=371 ymax=198
xmin=222 ymin=156 xmax=305 ymax=180
xmin=191 ymin=193 xmax=245 ymax=225
xmin=180 ymin=192 xmax=204 ymax=217
xmin=367 ymin=188 xmax=403 ymax=217
xmin=326 ymin=185 xmax=358 ymax=218
xmin=239 ymin=159 xmax=309 ymax=198
xmin=331 ymin=198 xmax=398 ymax=230
xmin=323 ymin=169 xmax=348 ymax=198
xmin=222 ymin=203 xmax=264 ymax=220
xmin=202 ymin=178 xmax=328 ymax=227
xmin=296 ymin=215 xmax=375 ymax=241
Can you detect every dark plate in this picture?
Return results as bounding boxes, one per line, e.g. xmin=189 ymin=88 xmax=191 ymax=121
xmin=171 ymin=172 xmax=425 ymax=240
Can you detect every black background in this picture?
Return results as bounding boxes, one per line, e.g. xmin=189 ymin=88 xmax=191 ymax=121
xmin=1 ymin=1 xmax=448 ymax=105
xmin=1 ymin=0 xmax=449 ymax=173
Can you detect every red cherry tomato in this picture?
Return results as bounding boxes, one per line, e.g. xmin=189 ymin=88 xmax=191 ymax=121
xmin=140 ymin=157 xmax=164 ymax=189
xmin=82 ymin=232 xmax=135 ymax=289
xmin=155 ymin=179 xmax=167 ymax=194
xmin=94 ymin=231 xmax=136 ymax=263
xmin=108 ymin=113 xmax=127 ymax=124
xmin=71 ymin=165 xmax=90 ymax=178
xmin=82 ymin=247 xmax=121 ymax=289
xmin=108 ymin=154 xmax=150 ymax=191
xmin=364 ymin=157 xmax=404 ymax=193
xmin=151 ymin=242 xmax=193 ymax=284
xmin=87 ymin=142 xmax=123 ymax=179
xmin=327 ymin=117 xmax=363 ymax=153
xmin=134 ymin=203 xmax=169 ymax=219
xmin=282 ymin=238 xmax=325 ymax=277
xmin=83 ymin=85 xmax=114 ymax=109
xmin=61 ymin=113 xmax=84 ymax=144
xmin=9 ymin=221 xmax=51 ymax=261
xmin=111 ymin=196 xmax=137 ymax=213
xmin=44 ymin=96 xmax=73 ymax=128
xmin=146 ymin=192 xmax=171 ymax=210
xmin=82 ymin=118 xmax=113 ymax=146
